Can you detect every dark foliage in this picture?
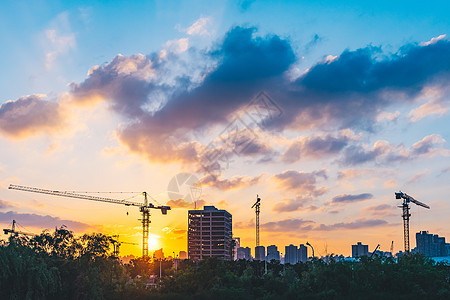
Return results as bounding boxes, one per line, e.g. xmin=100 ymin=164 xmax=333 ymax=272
xmin=1 ymin=229 xmax=449 ymax=299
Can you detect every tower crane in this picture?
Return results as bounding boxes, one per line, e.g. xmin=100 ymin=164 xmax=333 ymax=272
xmin=370 ymin=244 xmax=380 ymax=258
xmin=3 ymin=220 xmax=35 ymax=237
xmin=395 ymin=191 xmax=430 ymax=253
xmin=251 ymin=195 xmax=261 ymax=247
xmin=109 ymin=235 xmax=138 ymax=257
xmin=306 ymin=241 xmax=314 ymax=259
xmin=9 ymin=184 xmax=170 ymax=257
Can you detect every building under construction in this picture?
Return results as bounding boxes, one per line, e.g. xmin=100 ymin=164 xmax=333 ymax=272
xmin=187 ymin=206 xmax=233 ymax=261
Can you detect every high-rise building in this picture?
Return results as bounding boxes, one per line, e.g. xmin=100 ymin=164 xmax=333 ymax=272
xmin=255 ymin=245 xmax=266 ymax=261
xmin=352 ymin=242 xmax=368 ymax=258
xmin=237 ymin=247 xmax=252 ymax=260
xmin=188 ymin=206 xmax=233 ymax=260
xmin=285 ymin=244 xmax=298 ymax=264
xmin=298 ymin=244 xmax=308 ymax=263
xmin=267 ymin=245 xmax=280 ymax=262
xmin=416 ymin=231 xmax=448 ymax=257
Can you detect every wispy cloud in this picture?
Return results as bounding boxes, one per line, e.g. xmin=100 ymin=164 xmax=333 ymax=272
xmin=330 ymin=193 xmax=373 ymax=204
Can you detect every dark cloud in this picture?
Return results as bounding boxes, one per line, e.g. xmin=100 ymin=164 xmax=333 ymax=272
xmin=5 ymin=26 xmax=450 ymax=165
xmin=331 ymin=193 xmax=373 ymax=204
xmin=340 ymin=134 xmax=447 ymax=166
xmin=271 ymin=169 xmax=327 ymax=195
xmin=0 ymin=95 xmax=65 ymax=138
xmin=0 ymin=211 xmax=91 ymax=231
xmin=282 ymin=133 xmax=349 ymax=163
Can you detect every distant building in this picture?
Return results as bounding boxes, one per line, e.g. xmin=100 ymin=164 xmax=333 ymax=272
xmin=267 ymin=245 xmax=280 ymax=262
xmin=153 ymin=248 xmax=164 ymax=259
xmin=352 ymin=242 xmax=368 ymax=258
xmin=416 ymin=231 xmax=448 ymax=257
xmin=285 ymin=244 xmax=298 ymax=264
xmin=179 ymin=251 xmax=187 ymax=260
xmin=188 ymin=206 xmax=233 ymax=261
xmin=237 ymin=247 xmax=252 ymax=260
xmin=298 ymin=244 xmax=308 ymax=263
xmin=255 ymin=245 xmax=266 ymax=261
xmin=233 ymin=237 xmax=241 ymax=260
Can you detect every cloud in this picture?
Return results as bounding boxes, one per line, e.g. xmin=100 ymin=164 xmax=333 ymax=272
xmin=363 ymin=204 xmax=395 ymax=216
xmin=0 ymin=211 xmax=91 ymax=231
xmin=200 ymin=174 xmax=263 ymax=190
xmin=340 ymin=134 xmax=449 ymax=166
xmin=331 ymin=193 xmax=373 ymax=204
xmin=384 ymin=180 xmax=398 ymax=188
xmin=0 ymin=95 xmax=67 ymax=138
xmin=272 ymin=196 xmax=319 ymax=213
xmin=411 ymin=134 xmax=447 ymax=155
xmin=282 ymin=133 xmax=350 ymax=163
xmin=337 ymin=168 xmax=371 ymax=179
xmin=408 ymin=99 xmax=448 ymax=122
xmin=376 ymin=111 xmax=400 ymax=122
xmin=271 ymin=169 xmax=327 ymax=195
xmin=166 ymin=198 xmax=206 ymax=209
xmin=421 ymin=34 xmax=447 ymax=46
xmin=43 ymin=12 xmax=76 ymax=69
xmin=0 ymin=200 xmax=18 ymax=209
xmin=184 ymin=17 xmax=213 ymax=36
xmin=238 ymin=0 xmax=256 ymax=12
xmin=6 ymin=26 xmax=450 ymax=166
xmin=407 ymin=170 xmax=430 ymax=184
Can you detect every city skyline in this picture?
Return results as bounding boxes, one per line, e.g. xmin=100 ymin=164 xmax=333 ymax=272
xmin=1 ymin=1 xmax=450 ymax=257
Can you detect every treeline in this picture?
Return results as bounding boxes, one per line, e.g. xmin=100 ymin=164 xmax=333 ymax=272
xmin=1 ymin=228 xmax=449 ymax=300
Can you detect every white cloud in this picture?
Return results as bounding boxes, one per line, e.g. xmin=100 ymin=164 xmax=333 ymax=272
xmin=44 ymin=12 xmax=76 ymax=69
xmin=408 ymin=99 xmax=448 ymax=122
xmin=184 ymin=17 xmax=212 ymax=36
xmin=421 ymin=34 xmax=447 ymax=46
xmin=376 ymin=110 xmax=400 ymax=122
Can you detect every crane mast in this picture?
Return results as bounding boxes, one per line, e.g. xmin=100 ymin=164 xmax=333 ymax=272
xmin=395 ymin=191 xmax=430 ymax=253
xmin=251 ymin=195 xmax=261 ymax=247
xmin=9 ymin=184 xmax=170 ymax=257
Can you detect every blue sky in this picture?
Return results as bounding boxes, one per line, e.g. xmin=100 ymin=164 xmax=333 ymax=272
xmin=0 ymin=0 xmax=449 ymax=256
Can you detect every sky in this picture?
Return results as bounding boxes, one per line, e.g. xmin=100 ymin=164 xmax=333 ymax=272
xmin=1 ymin=0 xmax=449 ymax=257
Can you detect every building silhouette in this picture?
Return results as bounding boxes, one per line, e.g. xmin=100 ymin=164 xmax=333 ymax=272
xmin=178 ymin=251 xmax=187 ymax=259
xmin=188 ymin=206 xmax=233 ymax=260
xmin=237 ymin=247 xmax=252 ymax=260
xmin=415 ymin=231 xmax=448 ymax=257
xmin=267 ymin=245 xmax=280 ymax=262
xmin=352 ymin=242 xmax=368 ymax=258
xmin=233 ymin=237 xmax=241 ymax=260
xmin=255 ymin=245 xmax=266 ymax=261
xmin=298 ymin=244 xmax=308 ymax=263
xmin=285 ymin=244 xmax=298 ymax=264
